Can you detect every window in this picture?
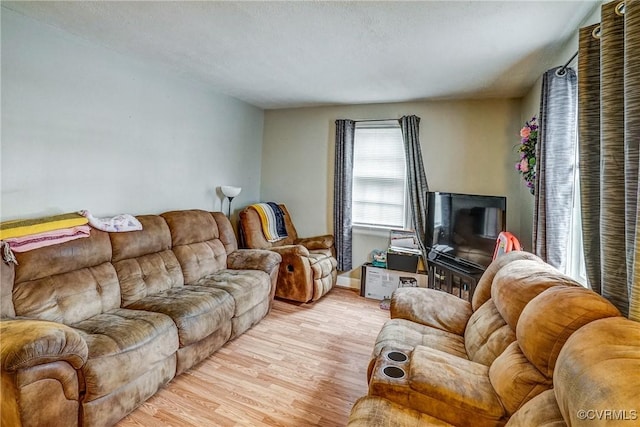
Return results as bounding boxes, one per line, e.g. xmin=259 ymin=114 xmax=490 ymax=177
xmin=352 ymin=121 xmax=408 ymax=229
xmin=566 ymin=104 xmax=587 ymax=285
xmin=567 ymin=169 xmax=587 ymax=285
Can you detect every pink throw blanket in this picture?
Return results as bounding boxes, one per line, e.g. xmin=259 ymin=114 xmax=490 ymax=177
xmin=4 ymin=225 xmax=91 ymax=252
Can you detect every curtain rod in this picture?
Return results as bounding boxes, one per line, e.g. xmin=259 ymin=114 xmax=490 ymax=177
xmin=555 ymin=0 xmax=624 ymax=77
xmin=352 ymin=118 xmax=397 ymax=123
xmin=557 ymin=51 xmax=578 ymax=76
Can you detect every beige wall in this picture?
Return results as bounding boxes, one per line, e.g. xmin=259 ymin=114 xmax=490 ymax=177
xmin=262 ymin=99 xmax=523 ymax=280
xmin=518 ymin=79 xmax=542 ymax=252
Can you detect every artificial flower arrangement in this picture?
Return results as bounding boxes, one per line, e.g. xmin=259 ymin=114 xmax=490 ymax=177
xmin=516 ymin=116 xmax=538 ymax=194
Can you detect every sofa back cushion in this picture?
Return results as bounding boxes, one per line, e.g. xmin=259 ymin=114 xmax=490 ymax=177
xmin=12 ymin=230 xmax=120 ymax=324
xmin=489 ymin=341 xmax=552 ymax=415
xmin=110 ymin=215 xmax=184 ymax=306
xmin=489 ymin=286 xmax=621 ymax=415
xmin=464 ymin=299 xmax=515 ymax=366
xmin=503 ymin=389 xmax=565 ymax=427
xmin=212 ymin=212 xmax=239 ymax=254
xmin=161 ymin=210 xmax=227 ymax=284
xmin=472 ymin=251 xmax=544 ymax=311
xmin=554 ymin=317 xmax=640 ymax=426
xmin=238 ymin=204 xmax=298 ymax=249
xmin=110 ymin=215 xmax=171 ymax=262
xmin=492 ymin=260 xmax=579 ymax=331
xmin=516 ymin=286 xmax=621 ymax=377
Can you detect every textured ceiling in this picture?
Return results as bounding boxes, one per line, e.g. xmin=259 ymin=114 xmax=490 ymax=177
xmin=3 ymin=1 xmax=599 ymax=109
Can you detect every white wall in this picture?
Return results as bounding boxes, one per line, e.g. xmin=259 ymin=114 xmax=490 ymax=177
xmin=262 ymin=99 xmax=523 ymax=279
xmin=1 ymin=8 xmax=264 ymax=220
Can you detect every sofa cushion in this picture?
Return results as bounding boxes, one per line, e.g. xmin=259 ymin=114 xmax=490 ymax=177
xmin=239 ymin=204 xmax=299 ymax=249
xmin=13 ymin=230 xmax=120 ymax=325
xmin=114 ymin=251 xmax=185 ymax=306
xmin=193 ymin=270 xmax=270 ymax=317
xmin=464 ymin=299 xmax=516 ymax=366
xmin=489 ymin=286 xmax=621 ymax=416
xmin=505 ymin=390 xmax=566 ymax=427
xmin=391 ymin=287 xmax=473 ymax=336
xmin=172 ymin=240 xmax=227 ymax=284
xmin=373 ymin=318 xmax=467 ymax=362
xmin=13 ymin=229 xmax=112 ymax=283
xmin=211 ymin=211 xmax=239 ymax=253
xmin=126 ymin=286 xmax=234 ymax=347
xmin=162 ymin=210 xmax=228 ymax=284
xmin=161 ymin=210 xmax=218 ymax=247
xmin=408 ymin=345 xmax=505 ymax=424
xmin=553 ymin=317 xmax=640 ymax=426
xmin=489 ymin=341 xmax=551 ymax=415
xmin=491 ymin=259 xmax=579 ymax=331
xmin=13 ymin=262 xmax=120 ymax=325
xmin=110 ymin=215 xmax=172 ymax=262
xmin=472 ymin=251 xmax=544 ymax=311
xmin=71 ymin=308 xmax=178 ymax=401
xmin=516 ymin=286 xmax=621 ymax=377
xmin=12 ymin=231 xmax=120 ymax=324
xmin=348 ymin=396 xmax=455 ymax=427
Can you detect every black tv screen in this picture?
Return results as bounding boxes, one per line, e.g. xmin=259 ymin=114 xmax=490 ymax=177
xmin=426 ymin=192 xmax=506 ymax=269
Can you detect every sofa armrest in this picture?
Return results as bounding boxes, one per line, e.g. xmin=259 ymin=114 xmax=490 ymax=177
xmin=227 ymin=249 xmax=282 ymax=276
xmin=390 ymin=288 xmax=473 ymax=336
xmin=269 ymin=244 xmax=310 ymax=258
xmin=295 ymin=235 xmax=334 ymax=250
xmin=1 ymin=319 xmax=88 ymax=372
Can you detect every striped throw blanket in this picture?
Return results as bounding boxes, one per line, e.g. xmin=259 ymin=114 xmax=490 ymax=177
xmin=0 ymin=212 xmax=88 ymax=240
xmin=250 ymin=203 xmax=288 ymax=243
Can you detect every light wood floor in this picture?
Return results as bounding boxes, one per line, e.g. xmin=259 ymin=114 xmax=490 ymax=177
xmin=116 ymin=287 xmax=390 ymax=427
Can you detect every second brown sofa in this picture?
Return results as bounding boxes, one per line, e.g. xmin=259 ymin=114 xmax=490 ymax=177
xmin=349 ymin=251 xmax=636 ymax=427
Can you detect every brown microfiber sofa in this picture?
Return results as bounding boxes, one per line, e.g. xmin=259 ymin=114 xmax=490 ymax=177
xmin=0 ymin=209 xmax=282 ymax=427
xmin=349 ymin=251 xmax=640 ymax=426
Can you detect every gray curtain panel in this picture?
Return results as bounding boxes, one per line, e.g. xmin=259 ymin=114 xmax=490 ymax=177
xmin=626 ymin=0 xmax=640 ymax=321
xmin=578 ymin=23 xmax=602 ymax=297
xmin=578 ymin=0 xmax=640 ymax=319
xmin=334 ymin=119 xmax=355 ymax=272
xmin=533 ymin=67 xmax=577 ymax=272
xmin=398 ymin=116 xmax=430 ymax=264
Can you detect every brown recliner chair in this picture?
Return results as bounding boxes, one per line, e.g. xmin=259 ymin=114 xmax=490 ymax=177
xmin=239 ymin=204 xmax=337 ymax=303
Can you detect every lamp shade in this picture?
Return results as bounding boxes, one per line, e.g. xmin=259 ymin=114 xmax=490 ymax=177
xmin=221 ymin=186 xmax=242 ymax=198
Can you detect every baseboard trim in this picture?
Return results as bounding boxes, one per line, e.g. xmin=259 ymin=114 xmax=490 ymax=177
xmin=336 ymin=275 xmax=360 ymax=291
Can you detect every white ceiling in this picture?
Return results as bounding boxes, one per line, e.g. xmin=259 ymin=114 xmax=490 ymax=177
xmin=3 ymin=1 xmax=599 ymax=109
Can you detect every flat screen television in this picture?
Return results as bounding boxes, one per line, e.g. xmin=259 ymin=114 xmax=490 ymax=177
xmin=426 ymin=192 xmax=506 ymax=270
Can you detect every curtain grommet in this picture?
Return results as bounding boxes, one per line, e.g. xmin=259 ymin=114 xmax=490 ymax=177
xmin=592 ymin=25 xmax=602 ymax=39
xmin=615 ymin=1 xmax=625 ymax=16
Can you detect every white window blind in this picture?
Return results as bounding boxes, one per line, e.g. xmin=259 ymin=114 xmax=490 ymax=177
xmin=352 ymin=123 xmax=407 ymax=228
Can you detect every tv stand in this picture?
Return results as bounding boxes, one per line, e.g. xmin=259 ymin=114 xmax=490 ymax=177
xmin=427 ymin=256 xmax=485 ymax=302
